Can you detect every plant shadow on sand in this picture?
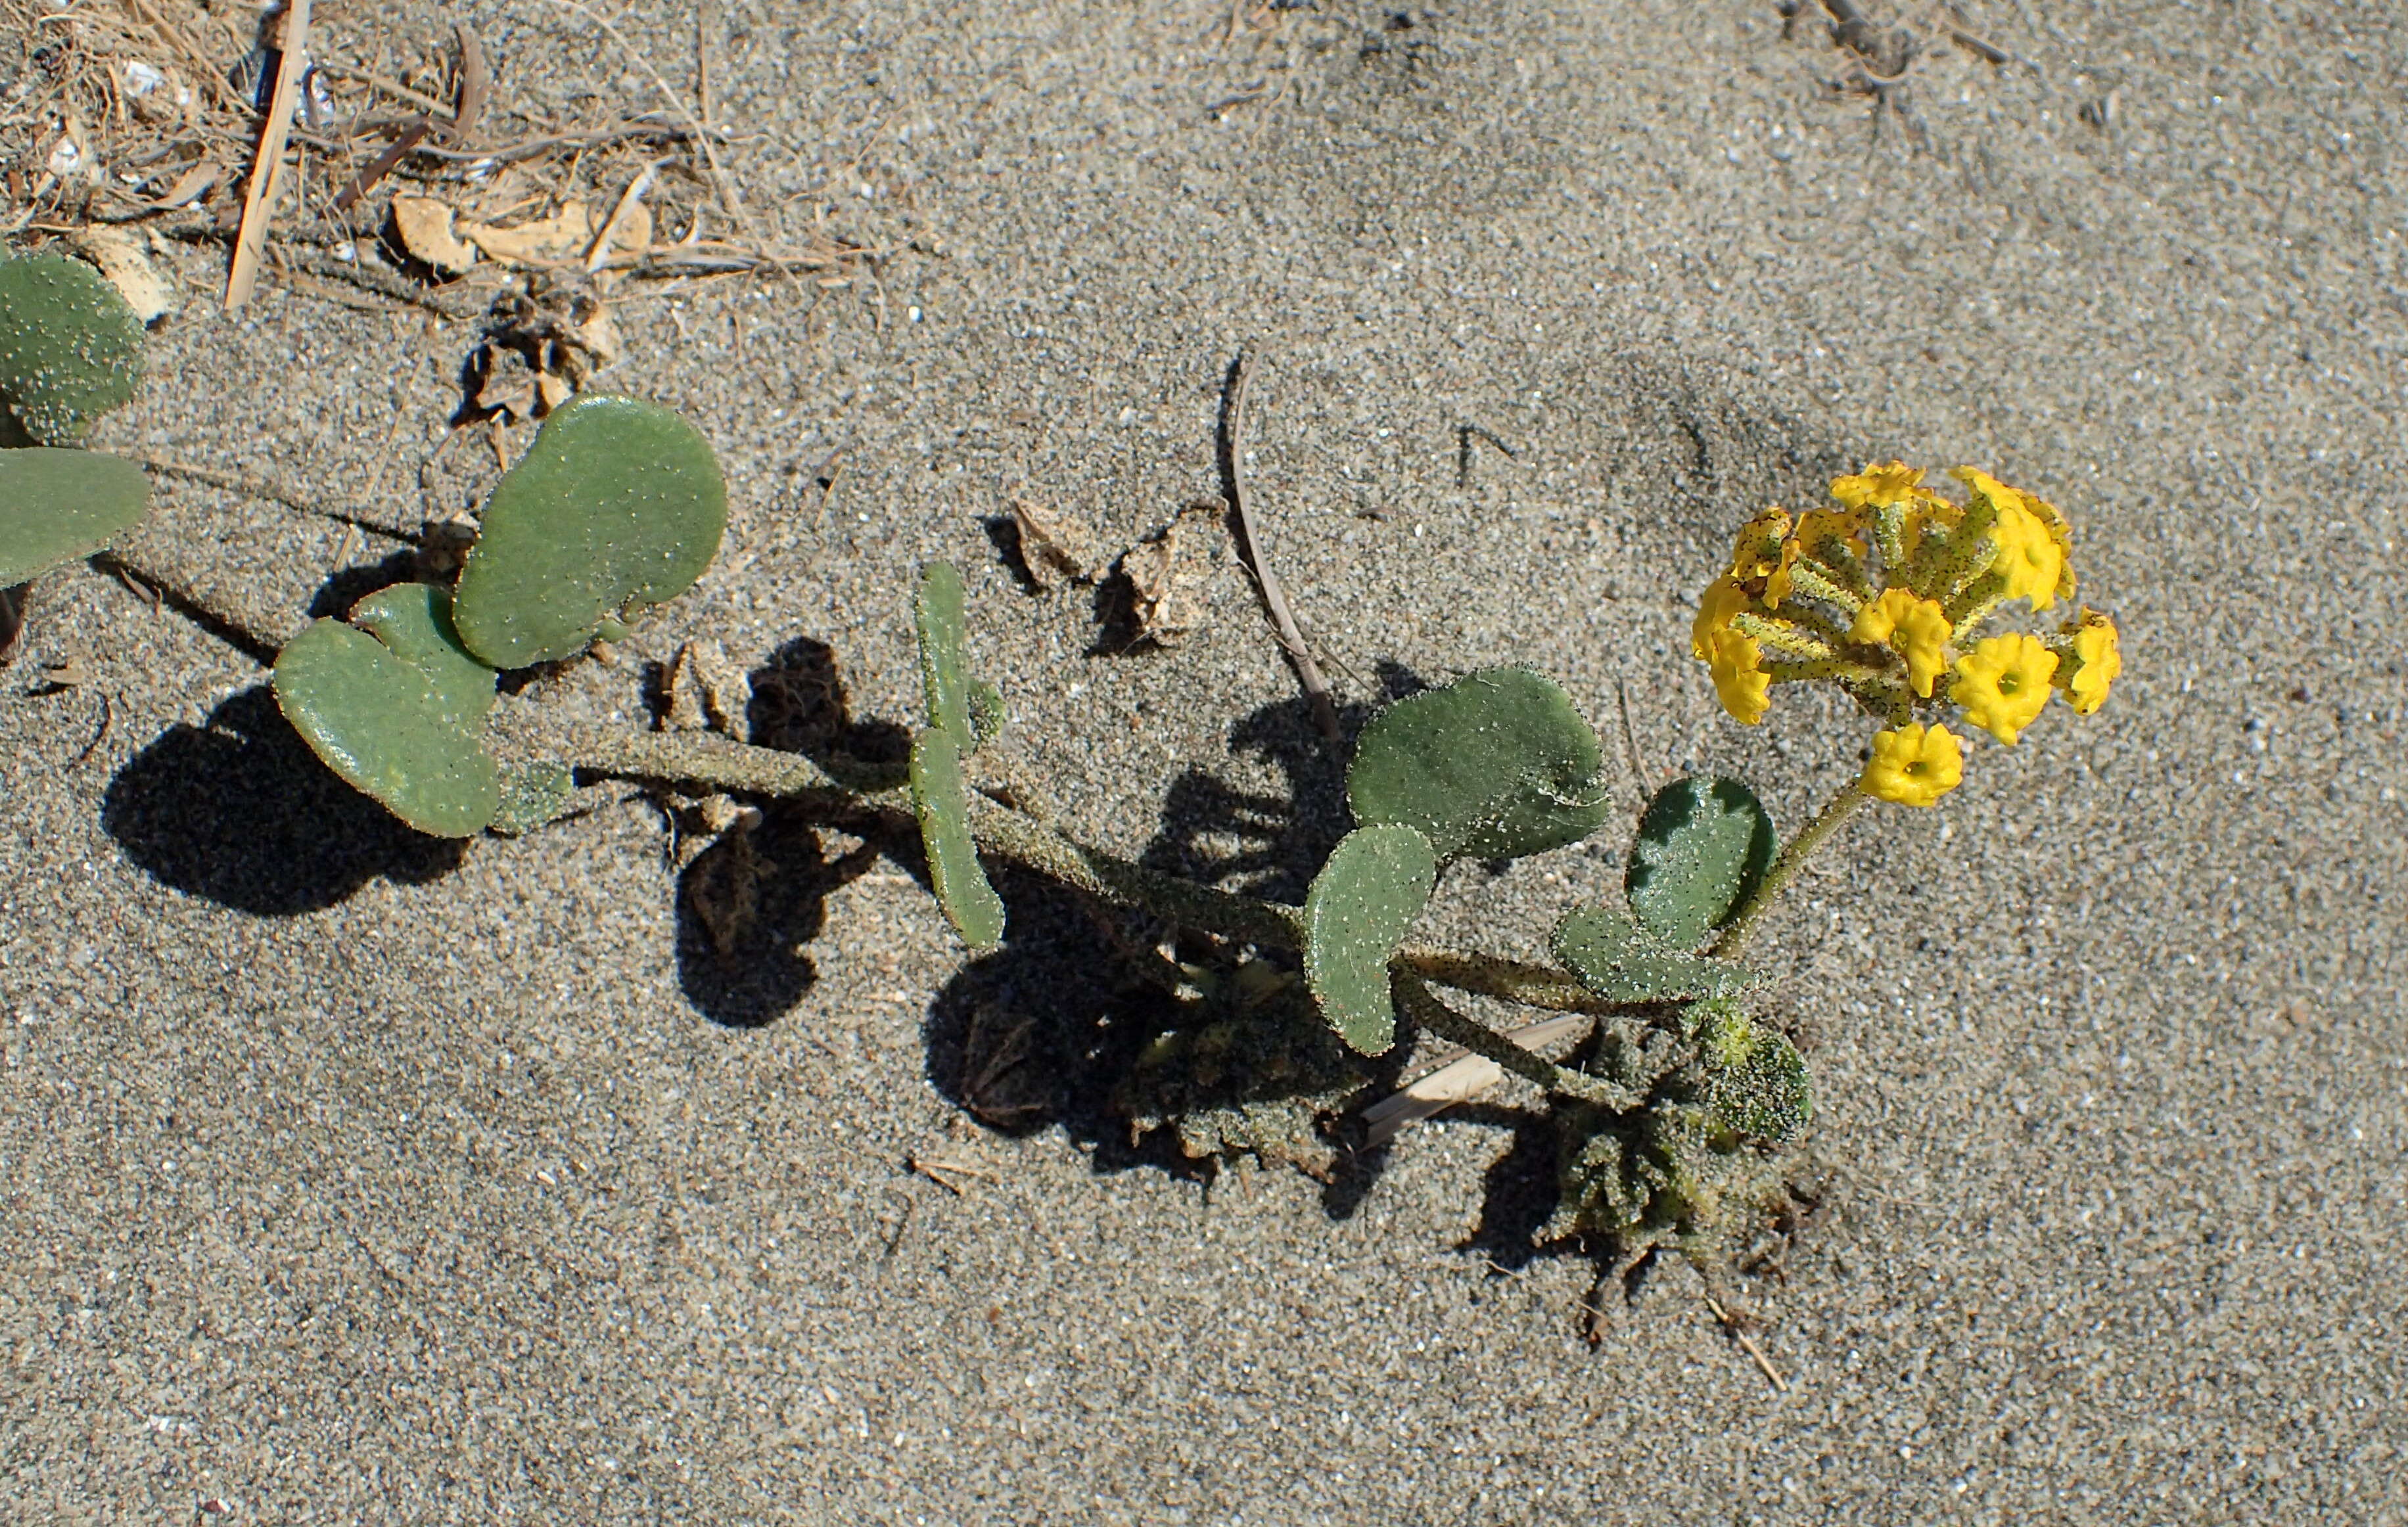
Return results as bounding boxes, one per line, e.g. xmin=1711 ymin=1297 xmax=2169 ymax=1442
xmin=672 ymin=635 xmax=908 ymax=1027
xmin=917 ymin=674 xmax=1589 ymax=1258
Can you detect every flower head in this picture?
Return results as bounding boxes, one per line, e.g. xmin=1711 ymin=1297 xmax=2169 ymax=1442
xmin=1830 ymin=461 xmax=1926 ymax=511
xmin=1705 ymin=626 xmax=1771 ymax=725
xmin=1951 ymin=633 xmax=2058 ymax=744
xmin=2054 ymin=608 xmax=2121 ymax=715
xmin=1860 ymin=722 xmax=1964 ymax=807
xmin=1850 ymin=587 xmax=1953 ymax=697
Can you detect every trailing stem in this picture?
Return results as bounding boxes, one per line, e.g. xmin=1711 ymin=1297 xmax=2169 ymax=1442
xmin=521 ymin=721 xmax=1619 ymax=1018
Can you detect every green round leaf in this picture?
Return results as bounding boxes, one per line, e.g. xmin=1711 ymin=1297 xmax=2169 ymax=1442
xmin=346 ymin=581 xmax=495 ymax=729
xmin=452 ymin=393 xmax=727 ymax=667
xmin=1625 ymin=777 xmax=1776 ymax=951
xmin=0 ymin=253 xmax=145 ymax=445
xmin=1346 ymin=667 xmax=1611 ymax=861
xmin=914 ymin=560 xmax=971 ymax=744
xmin=910 ymin=726 xmax=1006 ymax=951
xmin=1551 ymin=905 xmax=1765 ymax=1004
xmin=273 ymin=590 xmax=501 ymax=839
xmin=1304 ymin=823 xmax=1438 ymax=1056
xmin=0 ymin=447 xmax=151 ymax=583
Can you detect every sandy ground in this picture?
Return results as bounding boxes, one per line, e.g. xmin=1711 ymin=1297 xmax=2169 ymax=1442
xmin=4 ymin=0 xmax=2405 ymax=1520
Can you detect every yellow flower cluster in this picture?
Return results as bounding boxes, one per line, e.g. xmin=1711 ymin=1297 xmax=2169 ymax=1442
xmin=1692 ymin=461 xmax=2123 ymax=808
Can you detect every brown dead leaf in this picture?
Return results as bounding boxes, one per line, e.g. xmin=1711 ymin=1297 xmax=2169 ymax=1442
xmin=1010 ymin=497 xmax=1100 ymax=590
xmin=154 ymin=160 xmax=221 ymax=210
xmin=392 ymin=195 xmax=478 ymax=275
xmin=474 ymin=346 xmax=538 ymax=419
xmin=1119 ymin=503 xmax=1222 ymax=644
xmin=71 ymin=229 xmax=172 ymax=325
xmin=662 ymin=640 xmax=752 ymax=737
xmin=459 ymin=202 xmax=596 ymax=267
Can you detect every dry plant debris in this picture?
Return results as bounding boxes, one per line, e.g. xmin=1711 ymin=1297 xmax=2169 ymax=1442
xmin=0 ymin=0 xmax=878 ymax=315
xmin=1007 ymin=496 xmax=1100 ymax=590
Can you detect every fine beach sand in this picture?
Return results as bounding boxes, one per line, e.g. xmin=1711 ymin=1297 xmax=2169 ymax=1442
xmin=4 ymin=1 xmax=2404 ymax=1520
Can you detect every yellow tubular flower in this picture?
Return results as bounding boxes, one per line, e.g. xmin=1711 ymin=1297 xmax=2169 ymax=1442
xmin=1989 ymin=498 xmax=2068 ymax=612
xmin=1795 ymin=507 xmax=1870 ymax=558
xmin=2056 ymin=609 xmax=2122 ymax=715
xmin=1691 ymin=576 xmax=1753 ymax=660
xmin=1859 ymin=722 xmax=1964 ymax=807
xmin=1706 ymin=626 xmax=1771 ymax=725
xmin=1951 ymin=466 xmax=2017 ymax=509
xmin=1830 ymin=461 xmax=1926 ymax=510
xmin=1951 ymin=633 xmax=2059 ymax=744
xmin=1763 ymin=537 xmax=1804 ymax=608
xmin=1851 ymin=588 xmax=1953 ymax=697
xmin=1727 ymin=508 xmax=1792 ymax=582
xmin=1902 ymin=495 xmax=1966 ymax=564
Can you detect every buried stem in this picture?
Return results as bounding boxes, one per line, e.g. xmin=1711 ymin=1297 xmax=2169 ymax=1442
xmin=1705 ymin=781 xmax=1868 ymax=960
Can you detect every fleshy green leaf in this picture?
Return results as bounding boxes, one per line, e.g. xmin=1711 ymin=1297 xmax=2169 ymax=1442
xmin=451 ymin=393 xmax=727 ymax=667
xmin=490 ymin=760 xmax=576 ymax=836
xmin=0 ymin=253 xmax=145 ymax=445
xmin=0 ymin=447 xmax=151 ymax=583
xmin=346 ymin=581 xmax=495 ymax=729
xmin=1346 ymin=667 xmax=1611 ymax=861
xmin=1551 ymin=905 xmax=1765 ymax=1003
xmin=1688 ymin=999 xmax=1812 ymax=1144
xmin=273 ymin=592 xmax=502 ymax=838
xmin=915 ymin=560 xmax=971 ymax=744
xmin=1625 ymin=776 xmax=1776 ymax=951
xmin=1303 ymin=823 xmax=1438 ymax=1055
xmin=910 ymin=726 xmax=1005 ymax=950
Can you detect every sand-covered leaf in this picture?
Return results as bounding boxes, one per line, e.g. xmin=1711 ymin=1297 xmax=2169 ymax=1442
xmin=0 ymin=252 xmax=145 ymax=445
xmin=273 ymin=607 xmax=501 ymax=839
xmin=1625 ymin=777 xmax=1776 ymax=951
xmin=911 ymin=726 xmax=1004 ymax=951
xmin=489 ymin=760 xmax=576 ymax=836
xmin=915 ymin=560 xmax=971 ymax=744
xmin=1346 ymin=667 xmax=1611 ymax=860
xmin=452 ymin=393 xmax=727 ymax=667
xmin=1551 ymin=905 xmax=1762 ymax=1003
xmin=0 ymin=447 xmax=150 ymax=583
xmin=1304 ymin=823 xmax=1437 ymax=1056
xmin=967 ymin=679 xmax=1005 ymax=751
xmin=1688 ymin=999 xmax=1812 ymax=1145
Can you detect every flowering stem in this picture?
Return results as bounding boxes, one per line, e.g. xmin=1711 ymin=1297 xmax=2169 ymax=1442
xmin=1705 ymin=782 xmax=1868 ymax=960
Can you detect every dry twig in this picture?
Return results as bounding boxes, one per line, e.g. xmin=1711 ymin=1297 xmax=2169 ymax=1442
xmin=1218 ymin=351 xmax=1341 ymax=752
xmin=226 ymin=0 xmax=313 ymax=309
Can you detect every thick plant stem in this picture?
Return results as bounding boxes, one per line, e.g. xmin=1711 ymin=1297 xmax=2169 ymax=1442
xmin=1707 ymin=781 xmax=1868 ymax=959
xmin=528 ymin=721 xmax=1305 ymax=949
xmin=1394 ymin=973 xmax=1627 ymax=1108
xmin=969 ymin=797 xmax=1305 ymax=950
xmin=528 ymin=725 xmax=1649 ymax=1006
xmin=1395 ymin=947 xmax=1616 ymax=1015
